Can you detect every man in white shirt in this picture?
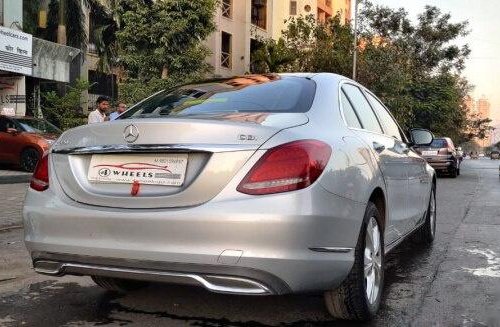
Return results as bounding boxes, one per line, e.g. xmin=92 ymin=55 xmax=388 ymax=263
xmin=110 ymin=102 xmax=127 ymax=121
xmin=88 ymin=96 xmax=110 ymax=124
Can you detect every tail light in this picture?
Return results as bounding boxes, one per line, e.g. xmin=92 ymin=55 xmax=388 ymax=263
xmin=237 ymin=140 xmax=332 ymax=195
xmin=30 ymin=153 xmax=49 ymax=191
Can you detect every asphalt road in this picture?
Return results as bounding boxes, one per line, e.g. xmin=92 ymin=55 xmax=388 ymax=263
xmin=0 ymin=158 xmax=499 ymax=326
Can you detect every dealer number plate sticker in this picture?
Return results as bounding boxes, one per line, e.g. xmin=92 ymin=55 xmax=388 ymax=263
xmin=88 ymin=153 xmax=188 ymax=186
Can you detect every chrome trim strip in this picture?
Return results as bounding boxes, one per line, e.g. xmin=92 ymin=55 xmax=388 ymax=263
xmin=309 ymin=247 xmax=353 ymax=253
xmin=33 ymin=261 xmax=271 ymax=295
xmin=51 ymin=144 xmax=258 ymax=154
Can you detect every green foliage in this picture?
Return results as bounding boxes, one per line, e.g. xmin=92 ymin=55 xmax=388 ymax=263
xmin=115 ymin=0 xmax=217 ymax=80
xmin=65 ymin=0 xmax=88 ymax=51
xmin=41 ymin=80 xmax=90 ymax=130
xmin=23 ymin=0 xmax=43 ymax=34
xmin=251 ymin=38 xmax=295 ymax=73
xmin=118 ymin=78 xmax=175 ymax=105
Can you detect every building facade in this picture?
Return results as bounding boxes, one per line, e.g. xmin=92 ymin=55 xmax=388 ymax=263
xmin=476 ymin=96 xmax=492 ymax=147
xmin=466 ymin=95 xmax=494 ymax=148
xmin=206 ymin=0 xmax=352 ymax=77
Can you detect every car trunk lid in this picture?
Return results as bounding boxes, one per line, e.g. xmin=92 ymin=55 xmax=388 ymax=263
xmin=51 ymin=113 xmax=308 ymax=209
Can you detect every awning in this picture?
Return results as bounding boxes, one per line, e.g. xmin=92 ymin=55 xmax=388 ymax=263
xmin=32 ymin=38 xmax=81 ymax=83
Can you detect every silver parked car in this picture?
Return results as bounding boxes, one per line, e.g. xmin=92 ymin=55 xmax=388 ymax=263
xmin=24 ymin=73 xmax=436 ymax=321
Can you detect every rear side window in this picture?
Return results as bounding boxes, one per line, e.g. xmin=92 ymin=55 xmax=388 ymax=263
xmin=342 ymin=84 xmax=383 ymax=134
xmin=340 ymin=91 xmax=362 ymax=129
xmin=365 ymin=92 xmax=403 ymax=141
xmin=120 ymin=75 xmax=316 ymax=119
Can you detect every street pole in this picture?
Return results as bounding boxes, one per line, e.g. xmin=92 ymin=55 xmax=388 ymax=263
xmin=352 ymin=0 xmax=359 ymax=81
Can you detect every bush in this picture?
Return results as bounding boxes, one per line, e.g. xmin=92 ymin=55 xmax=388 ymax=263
xmin=42 ymin=79 xmax=90 ymax=130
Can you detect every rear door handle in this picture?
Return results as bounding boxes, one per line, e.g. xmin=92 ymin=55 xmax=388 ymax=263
xmin=373 ymin=142 xmax=385 ymax=153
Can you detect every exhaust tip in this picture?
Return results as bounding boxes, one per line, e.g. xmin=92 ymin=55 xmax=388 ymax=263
xmin=33 ymin=260 xmax=63 ymax=275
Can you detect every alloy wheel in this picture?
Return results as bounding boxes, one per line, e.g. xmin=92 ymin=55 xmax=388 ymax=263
xmin=429 ymin=190 xmax=436 ymax=237
xmin=364 ymin=217 xmax=382 ymax=305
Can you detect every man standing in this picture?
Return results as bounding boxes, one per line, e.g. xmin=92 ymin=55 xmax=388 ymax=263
xmin=88 ymin=96 xmax=110 ymax=124
xmin=110 ymin=102 xmax=127 ymax=121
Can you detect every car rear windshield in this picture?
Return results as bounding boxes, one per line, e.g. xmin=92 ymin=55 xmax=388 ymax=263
xmin=430 ymin=139 xmax=448 ymax=148
xmin=16 ymin=118 xmax=61 ymax=134
xmin=119 ymin=75 xmax=316 ymax=119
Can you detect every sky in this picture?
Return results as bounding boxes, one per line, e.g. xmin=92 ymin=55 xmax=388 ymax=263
xmin=366 ymin=0 xmax=500 ymax=124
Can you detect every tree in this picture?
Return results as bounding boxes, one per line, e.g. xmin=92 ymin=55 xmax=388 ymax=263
xmin=250 ymin=38 xmax=295 ymax=73
xmin=41 ymin=79 xmax=91 ymax=130
xmin=88 ymin=0 xmax=119 ymax=73
xmin=115 ymin=0 xmax=217 ymax=81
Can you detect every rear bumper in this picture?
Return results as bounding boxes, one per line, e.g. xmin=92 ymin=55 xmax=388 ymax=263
xmin=426 ymin=159 xmax=457 ymax=171
xmin=23 ymin=185 xmax=365 ymax=294
xmin=32 ymin=253 xmax=289 ymax=295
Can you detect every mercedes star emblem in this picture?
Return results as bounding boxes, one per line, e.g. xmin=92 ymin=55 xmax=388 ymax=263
xmin=123 ymin=124 xmax=139 ymax=143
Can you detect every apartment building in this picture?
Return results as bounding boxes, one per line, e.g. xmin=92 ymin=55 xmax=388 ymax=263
xmin=477 ymin=96 xmax=492 ymax=147
xmin=0 ymin=0 xmax=80 ymax=116
xmin=206 ymin=0 xmax=352 ymax=77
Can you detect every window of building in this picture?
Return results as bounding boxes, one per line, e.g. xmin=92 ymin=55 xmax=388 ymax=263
xmin=290 ymin=1 xmax=297 ymax=15
xmin=221 ymin=31 xmax=232 ymax=69
xmin=251 ymin=0 xmax=267 ymax=30
xmin=222 ymin=0 xmax=232 ymax=18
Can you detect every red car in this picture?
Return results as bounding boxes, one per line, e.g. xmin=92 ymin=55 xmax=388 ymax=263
xmin=0 ymin=115 xmax=61 ymax=171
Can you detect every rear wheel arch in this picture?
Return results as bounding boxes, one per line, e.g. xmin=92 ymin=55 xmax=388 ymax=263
xmin=368 ymin=187 xmax=386 ymax=232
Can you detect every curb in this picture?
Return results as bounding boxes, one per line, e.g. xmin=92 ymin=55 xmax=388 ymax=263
xmin=0 ymin=175 xmax=31 ymax=184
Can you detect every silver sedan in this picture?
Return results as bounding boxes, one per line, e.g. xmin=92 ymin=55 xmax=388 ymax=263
xmin=24 ymin=73 xmax=436 ymax=321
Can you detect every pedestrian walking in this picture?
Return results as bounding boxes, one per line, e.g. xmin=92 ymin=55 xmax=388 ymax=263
xmin=109 ymin=102 xmax=127 ymax=121
xmin=88 ymin=96 xmax=110 ymax=124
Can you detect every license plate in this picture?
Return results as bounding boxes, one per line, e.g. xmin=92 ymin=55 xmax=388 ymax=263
xmin=421 ymin=150 xmax=438 ymax=156
xmin=88 ymin=154 xmax=188 ymax=186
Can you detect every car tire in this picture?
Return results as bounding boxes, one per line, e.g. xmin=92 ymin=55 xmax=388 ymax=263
xmin=415 ymin=185 xmax=437 ymax=244
xmin=449 ymin=166 xmax=458 ymax=178
xmin=91 ymin=276 xmax=148 ymax=293
xmin=324 ymin=202 xmax=384 ymax=321
xmin=20 ymin=148 xmax=41 ymax=172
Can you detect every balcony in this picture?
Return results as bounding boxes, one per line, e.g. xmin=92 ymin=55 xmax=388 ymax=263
xmin=222 ymin=0 xmax=232 ymax=18
xmin=317 ymin=0 xmax=333 ymax=16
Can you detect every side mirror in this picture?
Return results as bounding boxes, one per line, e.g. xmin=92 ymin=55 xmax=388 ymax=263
xmin=410 ymin=128 xmax=434 ymax=146
xmin=6 ymin=127 xmax=19 ymax=135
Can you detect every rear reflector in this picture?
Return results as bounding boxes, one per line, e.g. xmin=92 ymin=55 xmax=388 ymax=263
xmin=30 ymin=153 xmax=49 ymax=192
xmin=237 ymin=140 xmax=331 ymax=195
